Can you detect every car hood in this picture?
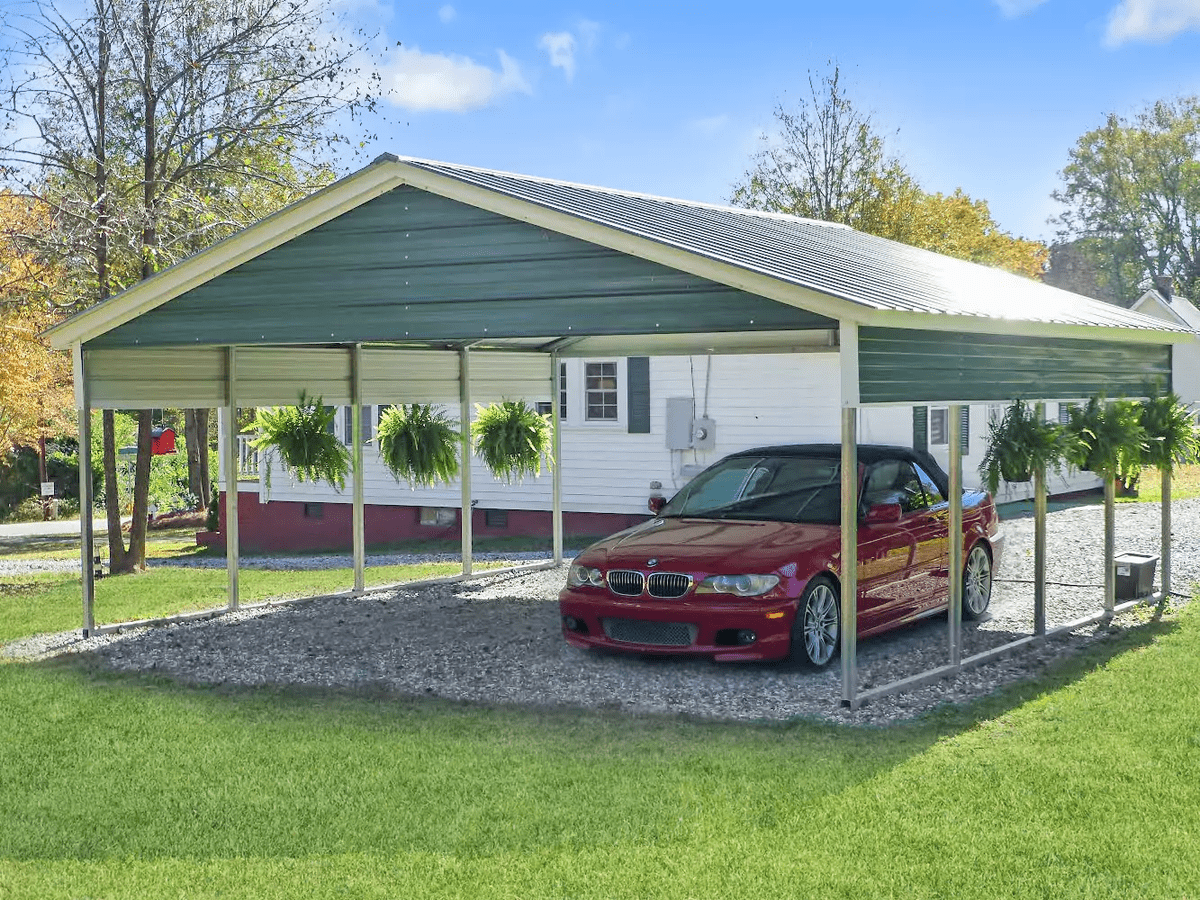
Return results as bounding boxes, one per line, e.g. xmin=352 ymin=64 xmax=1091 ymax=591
xmin=583 ymin=516 xmax=839 ymax=574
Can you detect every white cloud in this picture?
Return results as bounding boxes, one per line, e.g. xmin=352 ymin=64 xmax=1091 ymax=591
xmin=383 ymin=46 xmax=531 ymax=112
xmin=439 ymin=5 xmax=456 ymax=24
xmin=539 ymin=31 xmax=577 ymax=80
xmin=689 ymin=115 xmax=730 ymax=136
xmin=577 ymin=19 xmax=602 ymax=50
xmin=994 ymin=0 xmax=1049 ymax=15
xmin=1106 ymin=0 xmax=1200 ymax=44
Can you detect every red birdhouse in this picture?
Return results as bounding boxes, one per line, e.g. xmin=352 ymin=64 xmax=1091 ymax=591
xmin=151 ymin=427 xmax=177 ymax=455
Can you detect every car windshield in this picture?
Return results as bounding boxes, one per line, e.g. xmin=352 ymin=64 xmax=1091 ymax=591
xmin=660 ymin=455 xmax=842 ymax=524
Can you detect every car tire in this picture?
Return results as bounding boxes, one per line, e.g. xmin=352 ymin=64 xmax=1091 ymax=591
xmin=962 ymin=543 xmax=992 ymax=620
xmin=788 ymin=576 xmax=840 ymax=669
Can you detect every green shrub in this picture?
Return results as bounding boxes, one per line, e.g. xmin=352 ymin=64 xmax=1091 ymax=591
xmin=205 ymin=491 xmax=219 ymax=531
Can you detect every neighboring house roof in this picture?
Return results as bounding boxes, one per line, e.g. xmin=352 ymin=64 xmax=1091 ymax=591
xmin=1131 ymin=288 xmax=1200 ymax=333
xmin=47 ymin=154 xmax=1189 ymax=350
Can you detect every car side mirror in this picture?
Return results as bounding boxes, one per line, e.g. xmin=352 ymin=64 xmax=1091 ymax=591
xmin=864 ymin=502 xmax=902 ymax=525
xmin=648 ymin=495 xmax=666 ymax=514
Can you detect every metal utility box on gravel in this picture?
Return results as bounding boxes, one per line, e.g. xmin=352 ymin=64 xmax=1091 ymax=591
xmin=1114 ymin=552 xmax=1158 ymax=600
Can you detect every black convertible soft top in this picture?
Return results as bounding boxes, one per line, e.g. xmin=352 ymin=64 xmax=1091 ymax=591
xmin=726 ymin=444 xmax=952 ymax=498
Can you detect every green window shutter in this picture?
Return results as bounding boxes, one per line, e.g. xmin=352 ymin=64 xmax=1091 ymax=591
xmin=627 ymin=357 xmax=651 ymax=434
xmin=960 ymin=406 xmax=970 ymax=455
xmin=913 ymin=406 xmax=928 ymax=453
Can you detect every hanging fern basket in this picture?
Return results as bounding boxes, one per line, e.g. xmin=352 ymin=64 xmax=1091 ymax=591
xmin=1063 ymin=396 xmax=1146 ymax=485
xmin=248 ymin=391 xmax=350 ymax=491
xmin=471 ymin=400 xmax=553 ymax=483
xmin=377 ymin=404 xmax=461 ymax=488
xmin=978 ymin=399 xmax=1067 ymax=496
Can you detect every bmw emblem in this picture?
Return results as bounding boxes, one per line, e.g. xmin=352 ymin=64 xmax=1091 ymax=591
xmin=646 ymin=558 xmax=659 ymax=567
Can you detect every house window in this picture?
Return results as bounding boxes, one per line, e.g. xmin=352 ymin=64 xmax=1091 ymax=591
xmin=343 ymin=405 xmax=373 ymax=445
xmin=929 ymin=407 xmax=949 ymax=447
xmin=535 ymin=363 xmax=568 ymax=421
xmin=559 ymin=361 xmax=568 ymax=420
xmin=585 ymin=362 xmax=618 ymax=421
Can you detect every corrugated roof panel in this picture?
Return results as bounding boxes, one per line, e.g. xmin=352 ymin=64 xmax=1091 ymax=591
xmin=399 ymin=158 xmax=1178 ymax=333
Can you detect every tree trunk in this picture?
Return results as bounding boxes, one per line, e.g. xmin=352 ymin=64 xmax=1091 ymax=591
xmin=121 ymin=410 xmax=153 ymax=571
xmin=101 ymin=410 xmax=127 ymax=572
xmin=184 ymin=408 xmax=205 ymax=509
xmin=197 ymin=408 xmax=211 ymax=509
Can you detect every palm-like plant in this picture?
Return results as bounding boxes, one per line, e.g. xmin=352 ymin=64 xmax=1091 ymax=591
xmin=471 ymin=400 xmax=553 ymax=483
xmin=248 ymin=391 xmax=350 ymax=491
xmin=376 ymin=404 xmax=461 ymax=488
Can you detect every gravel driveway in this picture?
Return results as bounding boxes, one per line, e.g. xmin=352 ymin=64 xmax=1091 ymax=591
xmin=4 ymin=498 xmax=1196 ymax=726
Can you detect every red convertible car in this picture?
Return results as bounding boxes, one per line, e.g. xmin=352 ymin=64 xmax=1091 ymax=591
xmin=559 ymin=444 xmax=1004 ymax=668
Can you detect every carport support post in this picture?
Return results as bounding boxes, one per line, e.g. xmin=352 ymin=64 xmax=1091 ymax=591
xmin=74 ymin=344 xmax=95 ymax=636
xmin=1034 ymin=467 xmax=1047 ymax=635
xmin=459 ymin=347 xmax=473 ymax=576
xmin=948 ymin=404 xmax=963 ymax=668
xmin=224 ymin=346 xmax=239 ymax=611
xmin=839 ymin=408 xmax=858 ymax=708
xmin=1034 ymin=402 xmax=1047 ymax=636
xmin=1161 ymin=468 xmax=1171 ymax=599
xmin=550 ymin=351 xmax=564 ymax=565
xmin=351 ymin=344 xmax=365 ymax=594
xmin=1104 ymin=475 xmax=1116 ymax=613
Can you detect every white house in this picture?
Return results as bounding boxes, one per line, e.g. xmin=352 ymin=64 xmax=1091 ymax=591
xmin=1130 ymin=280 xmax=1200 ymax=407
xmin=226 ymin=351 xmax=1099 ymax=551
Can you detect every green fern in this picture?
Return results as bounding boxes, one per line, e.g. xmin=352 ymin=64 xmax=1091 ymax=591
xmin=978 ymin=399 xmax=1069 ymax=496
xmin=1064 ymin=396 xmax=1146 ymax=484
xmin=248 ymin=391 xmax=350 ymax=491
xmin=377 ymin=404 xmax=461 ymax=488
xmin=471 ymin=400 xmax=553 ymax=483
xmin=1139 ymin=388 xmax=1200 ymax=475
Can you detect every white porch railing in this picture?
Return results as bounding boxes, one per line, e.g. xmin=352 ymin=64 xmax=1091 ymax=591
xmin=236 ymin=433 xmax=260 ymax=481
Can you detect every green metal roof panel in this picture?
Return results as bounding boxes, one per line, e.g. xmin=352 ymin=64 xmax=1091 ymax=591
xmin=858 ymin=327 xmax=1172 ymax=404
xmin=89 ymin=186 xmax=833 ymax=349
xmin=399 ymin=158 xmax=1182 ymax=334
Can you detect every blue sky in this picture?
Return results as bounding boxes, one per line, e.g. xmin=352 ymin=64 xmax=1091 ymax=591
xmin=349 ymin=0 xmax=1200 ymax=243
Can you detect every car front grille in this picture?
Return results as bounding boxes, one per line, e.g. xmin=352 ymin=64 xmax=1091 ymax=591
xmin=647 ymin=572 xmax=692 ymax=598
xmin=602 ymin=618 xmax=697 ymax=647
xmin=605 ymin=570 xmax=692 ymax=598
xmin=606 ymin=570 xmax=644 ymax=596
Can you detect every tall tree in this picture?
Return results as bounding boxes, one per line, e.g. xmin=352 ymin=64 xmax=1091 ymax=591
xmin=1054 ymin=97 xmax=1200 ymax=304
xmin=731 ymin=63 xmax=1047 ymax=278
xmin=730 ymin=64 xmax=920 ymax=230
xmin=1 ymin=0 xmax=377 ymax=571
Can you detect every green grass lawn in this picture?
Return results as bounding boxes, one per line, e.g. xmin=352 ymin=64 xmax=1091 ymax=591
xmin=2 ymin=490 xmax=1198 ymax=897
xmin=0 ymin=602 xmax=1197 ymax=898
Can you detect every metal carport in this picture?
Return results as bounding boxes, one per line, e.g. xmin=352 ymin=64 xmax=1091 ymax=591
xmin=47 ymin=154 xmax=1189 ymax=709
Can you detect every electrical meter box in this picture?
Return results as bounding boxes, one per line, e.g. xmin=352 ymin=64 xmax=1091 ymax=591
xmin=692 ymin=417 xmax=716 ymax=451
xmin=666 ymin=397 xmax=694 ymax=449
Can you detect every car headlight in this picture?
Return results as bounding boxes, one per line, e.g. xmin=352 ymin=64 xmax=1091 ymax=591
xmin=567 ymin=564 xmax=605 ymax=588
xmin=694 ymin=574 xmax=781 ymax=597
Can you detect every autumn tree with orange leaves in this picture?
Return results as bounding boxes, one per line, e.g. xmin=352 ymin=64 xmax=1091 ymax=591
xmin=0 ymin=191 xmax=72 ymax=454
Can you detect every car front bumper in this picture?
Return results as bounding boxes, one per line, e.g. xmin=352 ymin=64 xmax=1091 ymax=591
xmin=558 ymin=589 xmax=798 ymax=662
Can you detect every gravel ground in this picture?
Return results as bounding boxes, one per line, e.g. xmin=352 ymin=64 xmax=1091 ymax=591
xmin=3 ymin=498 xmax=1196 ymax=726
